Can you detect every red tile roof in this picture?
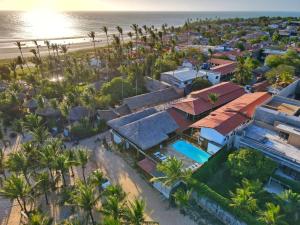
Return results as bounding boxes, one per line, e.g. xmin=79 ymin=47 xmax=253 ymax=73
xmin=190 ymin=92 xmax=271 ymax=135
xmin=209 ymin=58 xmax=237 ymax=76
xmin=137 ymin=158 xmax=156 ymax=174
xmin=213 ymin=50 xmax=244 ymax=59
xmin=252 ymin=80 xmax=270 ymax=92
xmin=167 ymin=108 xmax=193 ymax=132
xmin=211 ymin=63 xmax=237 ymax=76
xmin=173 ymin=82 xmax=245 ymax=116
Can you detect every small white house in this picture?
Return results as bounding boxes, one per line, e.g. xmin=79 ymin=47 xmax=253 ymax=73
xmin=160 ymin=68 xmax=199 ymax=89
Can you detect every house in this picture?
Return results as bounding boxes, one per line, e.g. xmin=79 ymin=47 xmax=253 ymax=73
xmin=208 ymin=58 xmax=237 ymax=81
xmin=235 ymin=95 xmax=300 ymax=182
xmin=191 ymin=92 xmax=271 ymax=154
xmin=172 ymin=82 xmax=245 ymax=122
xmin=213 ymin=50 xmax=245 ymax=61
xmin=68 ymin=106 xmax=92 ymax=122
xmin=107 ymin=108 xmax=178 ymax=152
xmin=122 ymin=87 xmax=183 ymax=113
xmin=160 ymin=68 xmax=199 ymax=89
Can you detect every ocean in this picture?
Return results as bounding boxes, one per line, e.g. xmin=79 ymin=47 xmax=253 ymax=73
xmin=0 ymin=11 xmax=300 ymax=48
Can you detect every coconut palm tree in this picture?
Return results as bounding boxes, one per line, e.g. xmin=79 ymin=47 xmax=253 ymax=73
xmin=0 ymin=173 xmax=32 ymax=215
xmin=30 ymin=126 xmax=50 ymax=146
xmin=173 ymin=188 xmax=192 ymax=213
xmin=102 ymin=196 xmax=125 ymax=221
xmin=102 ymin=216 xmax=121 ymax=225
xmin=102 ymin=26 xmax=110 ymax=81
xmin=131 ymin=24 xmax=139 ymax=56
xmin=150 ymin=157 xmax=192 ymax=187
xmin=208 ymin=92 xmax=219 ymax=111
xmin=230 ymin=187 xmax=257 ymax=213
xmin=258 ymin=203 xmax=287 ymax=225
xmin=15 ymin=41 xmax=31 ymax=73
xmin=5 ymin=151 xmax=31 ymax=185
xmin=8 ymin=60 xmax=17 ymax=79
xmin=16 ymin=55 xmax=25 ymax=75
xmin=32 ymin=40 xmax=41 ymax=60
xmin=280 ymin=189 xmax=300 ymax=222
xmin=54 ymin=153 xmax=70 ymax=187
xmin=75 ymin=148 xmax=89 ymax=183
xmin=44 ymin=40 xmax=51 ymax=58
xmin=88 ymin=31 xmax=97 ymax=57
xmin=72 ymin=181 xmax=99 ymax=225
xmin=34 ymin=172 xmax=51 ymax=205
xmin=0 ymin=148 xmax=6 ymax=179
xmin=103 ymin=185 xmax=126 ymax=202
xmin=27 ymin=211 xmax=53 ymax=225
xmin=23 ymin=114 xmax=43 ymax=132
xmin=88 ymin=169 xmax=104 ymax=192
xmin=124 ymin=198 xmax=147 ymax=225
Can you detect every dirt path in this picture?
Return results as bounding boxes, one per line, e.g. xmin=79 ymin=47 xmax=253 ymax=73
xmin=77 ymin=134 xmax=197 ymax=225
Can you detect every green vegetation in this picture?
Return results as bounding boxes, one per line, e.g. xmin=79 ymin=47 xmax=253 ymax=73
xmin=191 ymin=148 xmax=299 ymax=225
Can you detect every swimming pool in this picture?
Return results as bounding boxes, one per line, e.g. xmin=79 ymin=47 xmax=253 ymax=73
xmin=171 ymin=140 xmax=211 ymax=164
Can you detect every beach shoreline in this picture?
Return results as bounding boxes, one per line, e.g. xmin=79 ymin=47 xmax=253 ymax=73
xmin=0 ymin=40 xmax=105 ymax=60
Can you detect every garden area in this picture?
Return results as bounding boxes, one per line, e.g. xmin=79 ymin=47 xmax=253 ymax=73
xmin=191 ymin=148 xmax=300 ymax=225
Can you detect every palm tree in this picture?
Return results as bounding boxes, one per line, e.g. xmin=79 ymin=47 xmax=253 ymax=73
xmin=30 ymin=126 xmax=50 ymax=146
xmin=27 ymin=211 xmax=53 ymax=225
xmin=5 ymin=151 xmax=31 ymax=185
xmin=88 ymin=169 xmax=104 ymax=192
xmin=0 ymin=173 xmax=32 ymax=215
xmin=103 ymin=185 xmax=126 ymax=202
xmin=0 ymin=148 xmax=6 ymax=179
xmin=102 ymin=26 xmax=110 ymax=81
xmin=88 ymin=31 xmax=97 ymax=57
xmin=32 ymin=40 xmax=41 ymax=60
xmin=208 ymin=93 xmax=219 ymax=111
xmin=72 ymin=181 xmax=99 ymax=225
xmin=230 ymin=187 xmax=257 ymax=213
xmin=258 ymin=203 xmax=287 ymax=225
xmin=44 ymin=40 xmax=51 ymax=58
xmin=16 ymin=55 xmax=25 ymax=75
xmin=150 ymin=157 xmax=192 ymax=187
xmin=15 ymin=41 xmax=31 ymax=73
xmin=280 ymin=189 xmax=300 ymax=222
xmin=35 ymin=172 xmax=51 ymax=205
xmin=208 ymin=48 xmax=213 ymax=64
xmin=23 ymin=114 xmax=43 ymax=132
xmin=54 ymin=153 xmax=70 ymax=187
xmin=124 ymin=198 xmax=148 ymax=225
xmin=131 ymin=24 xmax=139 ymax=56
xmin=102 ymin=196 xmax=125 ymax=221
xmin=8 ymin=60 xmax=17 ymax=79
xmin=75 ymin=148 xmax=89 ymax=183
xmin=103 ymin=216 xmax=121 ymax=225
xmin=173 ymin=188 xmax=192 ymax=213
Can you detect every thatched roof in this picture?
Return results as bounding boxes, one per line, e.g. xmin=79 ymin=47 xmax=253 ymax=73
xmin=123 ymin=87 xmax=182 ymax=112
xmin=108 ymin=108 xmax=178 ymax=151
xmin=23 ymin=99 xmax=38 ymax=109
xmin=68 ymin=106 xmax=91 ymax=122
xmin=36 ymin=107 xmax=61 ymax=118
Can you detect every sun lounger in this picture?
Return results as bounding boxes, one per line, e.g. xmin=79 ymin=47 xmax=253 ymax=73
xmin=154 ymin=152 xmax=160 ymax=157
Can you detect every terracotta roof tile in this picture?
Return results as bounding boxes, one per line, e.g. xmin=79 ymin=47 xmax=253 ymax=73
xmin=190 ymin=92 xmax=271 ymax=135
xmin=173 ymin=82 xmax=245 ymax=116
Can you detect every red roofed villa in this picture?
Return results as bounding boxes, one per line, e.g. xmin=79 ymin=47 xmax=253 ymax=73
xmin=190 ymin=92 xmax=271 ymax=154
xmin=172 ymin=82 xmax=245 ymax=122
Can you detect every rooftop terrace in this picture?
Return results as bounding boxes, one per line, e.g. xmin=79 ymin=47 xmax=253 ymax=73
xmin=239 ymin=123 xmax=300 ymax=172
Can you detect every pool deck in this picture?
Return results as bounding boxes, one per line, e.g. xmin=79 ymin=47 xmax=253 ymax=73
xmin=150 ymin=139 xmax=210 ymax=169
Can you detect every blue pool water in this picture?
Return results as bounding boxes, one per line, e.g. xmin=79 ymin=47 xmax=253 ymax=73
xmin=171 ymin=140 xmax=211 ymax=164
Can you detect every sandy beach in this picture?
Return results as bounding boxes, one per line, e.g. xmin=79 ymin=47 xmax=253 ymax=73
xmin=0 ymin=41 xmax=101 ymax=60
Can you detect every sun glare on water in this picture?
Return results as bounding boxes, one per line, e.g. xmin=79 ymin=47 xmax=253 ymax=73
xmin=21 ymin=9 xmax=76 ymax=39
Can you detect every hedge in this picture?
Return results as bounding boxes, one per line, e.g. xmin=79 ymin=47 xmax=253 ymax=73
xmin=194 ymin=182 xmax=264 ymax=225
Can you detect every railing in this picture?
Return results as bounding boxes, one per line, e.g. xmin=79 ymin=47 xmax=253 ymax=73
xmin=239 ymin=137 xmax=300 ymax=168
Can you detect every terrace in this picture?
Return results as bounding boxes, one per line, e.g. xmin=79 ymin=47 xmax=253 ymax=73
xmin=238 ymin=123 xmax=300 ymax=172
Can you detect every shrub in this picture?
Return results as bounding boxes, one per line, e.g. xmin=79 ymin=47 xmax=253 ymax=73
xmin=227 ymin=148 xmax=277 ymax=181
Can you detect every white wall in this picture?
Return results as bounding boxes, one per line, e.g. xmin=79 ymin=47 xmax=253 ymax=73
xmin=207 ymin=73 xmax=221 ymax=85
xmin=200 ymin=128 xmax=227 ymax=145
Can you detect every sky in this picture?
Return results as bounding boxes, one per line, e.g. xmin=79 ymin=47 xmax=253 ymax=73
xmin=0 ymin=0 xmax=300 ymax=12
